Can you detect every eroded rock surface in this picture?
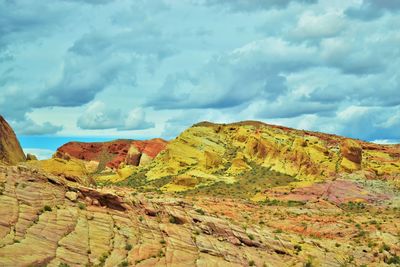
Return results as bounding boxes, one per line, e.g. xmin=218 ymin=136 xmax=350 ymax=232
xmin=0 ymin=165 xmax=399 ymax=266
xmin=0 ymin=116 xmax=26 ymax=165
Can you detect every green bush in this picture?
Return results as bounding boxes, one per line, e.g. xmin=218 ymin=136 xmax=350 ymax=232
xmin=195 ymin=208 xmax=205 ymax=215
xmin=386 ymin=255 xmax=400 ymax=265
xmin=78 ymin=202 xmax=86 ymax=210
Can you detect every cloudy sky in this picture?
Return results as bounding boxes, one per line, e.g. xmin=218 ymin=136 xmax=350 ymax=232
xmin=1 ymin=0 xmax=399 ymax=158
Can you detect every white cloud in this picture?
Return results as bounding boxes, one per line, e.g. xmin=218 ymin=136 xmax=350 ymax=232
xmin=23 ymin=148 xmax=54 ymax=160
xmin=290 ymin=12 xmax=346 ymax=40
xmin=77 ymin=101 xmax=154 ymax=131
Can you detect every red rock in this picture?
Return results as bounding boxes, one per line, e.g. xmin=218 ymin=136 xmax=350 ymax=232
xmin=0 ymin=116 xmax=26 ymax=165
xmin=55 ymin=138 xmax=167 ymax=170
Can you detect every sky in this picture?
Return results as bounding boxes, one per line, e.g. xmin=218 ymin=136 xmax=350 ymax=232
xmin=0 ymin=0 xmax=399 ymax=158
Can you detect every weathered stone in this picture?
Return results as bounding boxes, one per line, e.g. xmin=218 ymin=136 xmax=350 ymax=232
xmin=65 ymin=191 xmax=78 ymax=202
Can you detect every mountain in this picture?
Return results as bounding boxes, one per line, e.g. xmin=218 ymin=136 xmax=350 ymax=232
xmin=0 ymin=116 xmax=26 ymax=165
xmin=0 ymin=120 xmax=399 ymax=266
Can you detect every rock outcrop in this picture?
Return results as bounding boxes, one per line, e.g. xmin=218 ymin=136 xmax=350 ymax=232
xmin=1 ymin=164 xmax=399 ymax=267
xmin=0 ymin=116 xmax=26 ymax=165
xmin=56 ymin=139 xmax=167 ymax=170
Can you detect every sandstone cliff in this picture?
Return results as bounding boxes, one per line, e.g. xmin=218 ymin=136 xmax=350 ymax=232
xmin=0 ymin=116 xmax=26 ymax=165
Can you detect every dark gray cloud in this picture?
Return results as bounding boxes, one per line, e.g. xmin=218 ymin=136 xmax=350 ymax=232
xmin=11 ymin=117 xmax=62 ymax=135
xmin=346 ymin=0 xmax=400 ymax=20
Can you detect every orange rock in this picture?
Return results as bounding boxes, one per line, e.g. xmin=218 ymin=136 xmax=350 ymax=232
xmin=0 ymin=116 xmax=26 ymax=165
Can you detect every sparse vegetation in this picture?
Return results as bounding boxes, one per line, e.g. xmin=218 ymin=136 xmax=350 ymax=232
xmin=247 ymin=233 xmax=254 ymax=240
xmin=118 ymin=261 xmax=129 ymax=267
xmin=195 ymin=208 xmax=205 ymax=215
xmin=386 ymin=255 xmax=400 ymax=265
xmin=169 ymin=215 xmax=178 ymax=224
xmin=43 ymin=205 xmax=52 ymax=212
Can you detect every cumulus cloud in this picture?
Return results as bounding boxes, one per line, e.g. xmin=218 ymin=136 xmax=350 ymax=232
xmin=149 ymin=38 xmax=317 ymax=109
xmin=62 ymin=0 xmax=114 ymax=5
xmin=200 ymin=0 xmax=317 ymax=12
xmin=77 ymin=101 xmax=154 ymax=131
xmin=1 ymin=0 xmax=400 ymax=142
xmin=289 ymin=12 xmax=346 ymax=41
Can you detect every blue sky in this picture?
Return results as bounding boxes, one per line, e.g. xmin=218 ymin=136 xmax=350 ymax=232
xmin=1 ymin=0 xmax=400 ymax=157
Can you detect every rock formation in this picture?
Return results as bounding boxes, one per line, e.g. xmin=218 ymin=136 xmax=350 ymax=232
xmin=140 ymin=121 xmax=400 ymax=192
xmin=56 ymin=139 xmax=167 ymax=170
xmin=1 ymin=164 xmax=399 ymax=267
xmin=0 ymin=116 xmax=26 ymax=165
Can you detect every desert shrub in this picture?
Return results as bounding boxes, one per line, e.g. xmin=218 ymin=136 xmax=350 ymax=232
xmin=125 ymin=243 xmax=132 ymax=251
xmin=247 ymin=233 xmax=254 ymax=240
xmin=169 ymin=216 xmax=178 ymax=224
xmin=78 ymin=202 xmax=86 ymax=210
xmin=341 ymin=201 xmax=366 ymax=211
xmin=195 ymin=208 xmax=205 ymax=215
xmin=386 ymin=255 xmax=400 ymax=265
xmin=43 ymin=205 xmax=52 ymax=212
xmin=294 ymin=244 xmax=302 ymax=252
xmin=118 ymin=261 xmax=129 ymax=267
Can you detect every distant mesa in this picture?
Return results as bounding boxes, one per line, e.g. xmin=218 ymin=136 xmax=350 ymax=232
xmin=0 ymin=115 xmax=26 ymax=165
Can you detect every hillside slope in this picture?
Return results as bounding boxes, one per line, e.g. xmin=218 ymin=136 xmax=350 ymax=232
xmin=116 ymin=121 xmax=400 ymax=195
xmin=0 ymin=116 xmax=26 ymax=165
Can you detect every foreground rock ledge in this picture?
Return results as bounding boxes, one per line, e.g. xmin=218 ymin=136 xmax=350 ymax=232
xmin=0 ymin=165 xmax=399 ymax=266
